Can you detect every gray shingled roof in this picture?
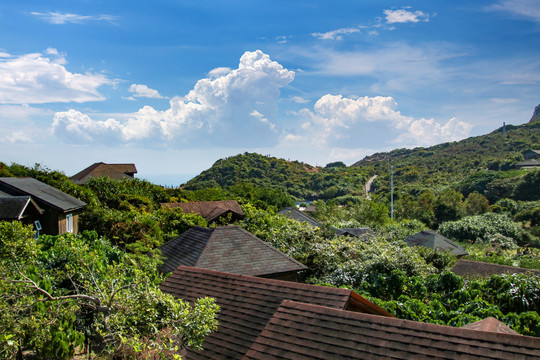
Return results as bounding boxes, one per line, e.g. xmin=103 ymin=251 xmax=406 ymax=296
xmin=0 ymin=177 xmax=86 ymax=212
xmin=0 ymin=196 xmax=42 ymax=220
xmin=243 ymin=300 xmax=540 ymax=360
xmin=452 ymin=259 xmax=540 ymax=278
xmin=335 ymin=227 xmax=374 ymax=238
xmin=516 ymin=159 xmax=540 ymax=168
xmin=278 ymin=207 xmax=322 ymax=228
xmin=158 ymin=226 xmax=307 ymax=276
xmin=404 ymin=229 xmax=468 ymax=256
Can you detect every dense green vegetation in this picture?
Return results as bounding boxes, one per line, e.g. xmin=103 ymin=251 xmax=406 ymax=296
xmin=0 ymin=222 xmax=219 ymax=359
xmin=355 ymin=118 xmax=540 ymax=198
xmin=1 ymin=115 xmax=540 ymax=356
xmin=184 ymin=119 xmax=539 ymax=206
xmin=183 ymin=152 xmax=373 ymax=201
xmin=232 ymin=205 xmax=540 ymax=337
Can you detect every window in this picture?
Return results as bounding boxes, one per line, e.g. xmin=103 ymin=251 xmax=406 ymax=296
xmin=66 ymin=213 xmax=73 ymax=233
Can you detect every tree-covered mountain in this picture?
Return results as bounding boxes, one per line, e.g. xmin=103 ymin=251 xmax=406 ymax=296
xmin=186 ymin=114 xmax=540 ymax=203
xmin=357 ymin=115 xmax=540 ymax=201
xmin=183 ymin=152 xmax=373 ymax=200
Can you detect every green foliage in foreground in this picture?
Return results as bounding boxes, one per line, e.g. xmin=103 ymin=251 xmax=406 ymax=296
xmin=347 ymin=270 xmax=540 ymax=337
xmin=237 ymin=204 xmax=539 ymax=337
xmin=0 ymin=222 xmax=219 ymax=359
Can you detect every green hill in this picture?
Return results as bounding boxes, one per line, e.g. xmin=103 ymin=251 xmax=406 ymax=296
xmin=183 ymin=152 xmax=372 ymax=200
xmin=356 ymin=117 xmax=540 ymax=201
xmin=185 ymin=112 xmax=540 ymax=203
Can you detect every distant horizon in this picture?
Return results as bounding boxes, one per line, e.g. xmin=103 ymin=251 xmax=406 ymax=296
xmin=140 ymin=173 xmax=198 ymax=188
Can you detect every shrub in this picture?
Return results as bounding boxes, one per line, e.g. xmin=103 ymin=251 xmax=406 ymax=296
xmin=439 ymin=213 xmax=531 ymax=246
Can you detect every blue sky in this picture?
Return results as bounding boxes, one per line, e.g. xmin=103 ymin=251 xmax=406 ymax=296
xmin=1 ymin=1 xmax=539 ymax=185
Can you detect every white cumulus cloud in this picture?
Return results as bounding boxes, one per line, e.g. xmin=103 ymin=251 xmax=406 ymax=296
xmin=299 ymin=94 xmax=472 ymax=148
xmin=384 ymin=9 xmax=431 ymax=24
xmin=396 ymin=117 xmax=473 ymax=146
xmin=52 ymin=50 xmax=294 ymax=147
xmin=129 ymin=84 xmax=165 ymax=99
xmin=0 ymin=50 xmax=113 ymax=104
xmin=52 ymin=109 xmax=122 ymax=142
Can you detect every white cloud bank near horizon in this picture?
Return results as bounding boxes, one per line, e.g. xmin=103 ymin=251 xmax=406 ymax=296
xmin=49 ymin=50 xmax=472 ymax=150
xmin=293 ymin=94 xmax=472 ymax=148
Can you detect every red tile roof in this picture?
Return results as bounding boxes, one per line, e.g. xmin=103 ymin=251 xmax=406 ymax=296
xmin=157 ymin=226 xmax=307 ymax=276
xmin=452 ymin=259 xmax=540 ymax=278
xmin=243 ymin=300 xmax=540 ymax=360
xmin=161 ymin=200 xmax=245 ymax=223
xmin=160 ymin=266 xmax=392 ymax=360
xmin=70 ymin=162 xmax=137 ymax=184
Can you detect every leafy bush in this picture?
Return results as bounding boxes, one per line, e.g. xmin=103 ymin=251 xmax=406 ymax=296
xmin=353 ymin=270 xmax=540 ymax=337
xmin=493 ymin=198 xmax=519 ymax=215
xmin=439 ymin=213 xmax=531 ymax=246
xmin=0 ymin=222 xmax=219 ymax=358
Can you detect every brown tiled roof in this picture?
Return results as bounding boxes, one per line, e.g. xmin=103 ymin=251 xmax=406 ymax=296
xmin=452 ymin=259 xmax=540 ymax=278
xmin=243 ymin=300 xmax=540 ymax=360
xmin=461 ymin=317 xmax=520 ymax=335
xmin=161 ymin=200 xmax=245 ymax=223
xmin=70 ymin=162 xmax=137 ymax=184
xmin=157 ymin=226 xmax=307 ymax=276
xmin=160 ymin=266 xmax=392 ymax=360
xmin=405 ymin=229 xmax=468 ymax=256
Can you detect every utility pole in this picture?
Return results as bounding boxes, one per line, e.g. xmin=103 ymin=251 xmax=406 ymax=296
xmin=388 ymin=151 xmax=394 ymax=220
xmin=391 ymin=165 xmax=394 ymax=220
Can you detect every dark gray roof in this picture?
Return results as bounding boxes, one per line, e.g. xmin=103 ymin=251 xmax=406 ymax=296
xmin=516 ymin=159 xmax=540 ymax=167
xmin=404 ymin=229 xmax=468 ymax=256
xmin=158 ymin=226 xmax=307 ymax=276
xmin=335 ymin=227 xmax=374 ymax=238
xmin=0 ymin=196 xmax=39 ymax=220
xmin=0 ymin=177 xmax=86 ymax=212
xmin=278 ymin=207 xmax=322 ymax=228
xmin=161 ymin=200 xmax=245 ymax=223
xmin=452 ymin=259 xmax=540 ymax=278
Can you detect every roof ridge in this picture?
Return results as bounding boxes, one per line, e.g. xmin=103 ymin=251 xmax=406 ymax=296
xmin=457 ymin=259 xmax=540 ymax=274
xmin=279 ymin=300 xmax=538 ymax=342
xmin=177 ymin=266 xmax=351 ymax=295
